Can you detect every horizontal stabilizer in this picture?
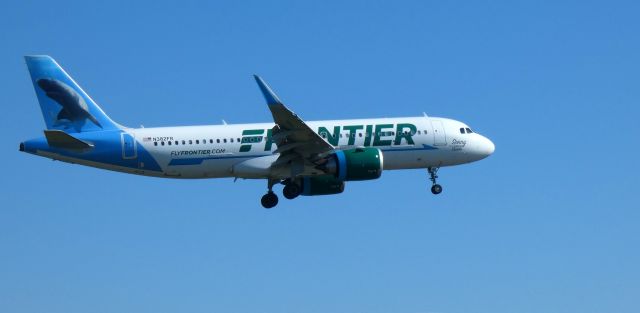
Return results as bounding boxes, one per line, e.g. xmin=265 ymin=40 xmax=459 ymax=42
xmin=44 ymin=130 xmax=94 ymax=151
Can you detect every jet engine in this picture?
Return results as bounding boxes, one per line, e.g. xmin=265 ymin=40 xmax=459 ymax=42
xmin=319 ymin=147 xmax=383 ymax=181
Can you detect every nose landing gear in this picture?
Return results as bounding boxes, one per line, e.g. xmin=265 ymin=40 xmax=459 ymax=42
xmin=428 ymin=167 xmax=443 ymax=195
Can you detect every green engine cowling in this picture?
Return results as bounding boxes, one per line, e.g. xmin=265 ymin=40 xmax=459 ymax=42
xmin=300 ymin=175 xmax=345 ymax=196
xmin=324 ymin=147 xmax=384 ymax=181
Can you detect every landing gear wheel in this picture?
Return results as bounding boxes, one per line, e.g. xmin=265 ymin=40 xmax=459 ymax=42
xmin=261 ymin=192 xmax=279 ymax=209
xmin=431 ymin=184 xmax=443 ymax=195
xmin=283 ymin=183 xmax=301 ymax=200
xmin=428 ymin=166 xmax=443 ymax=195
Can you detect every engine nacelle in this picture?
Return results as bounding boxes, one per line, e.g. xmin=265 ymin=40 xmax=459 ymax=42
xmin=300 ymin=175 xmax=345 ymax=196
xmin=323 ymin=148 xmax=383 ymax=181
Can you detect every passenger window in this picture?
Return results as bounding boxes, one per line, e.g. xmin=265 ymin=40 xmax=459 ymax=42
xmin=358 ymin=133 xmax=362 ymax=137
xmin=154 ymin=142 xmax=158 ymax=146
xmin=168 ymin=141 xmax=172 ymax=146
xmin=175 ymin=141 xmax=178 ymax=145
xmin=161 ymin=141 xmax=165 ymax=146
xmin=182 ymin=140 xmax=186 ymax=145
xmin=223 ymin=139 xmax=227 ymax=143
xmin=417 ymin=131 xmax=421 ymax=135
xmin=466 ymin=128 xmax=473 ymax=133
xmin=209 ymin=139 xmax=213 ymax=144
xmin=195 ymin=140 xmax=199 ymax=144
xmin=217 ymin=139 xmax=220 ymax=143
xmin=230 ymin=138 xmax=234 ymax=143
xmin=237 ymin=138 xmax=240 ymax=142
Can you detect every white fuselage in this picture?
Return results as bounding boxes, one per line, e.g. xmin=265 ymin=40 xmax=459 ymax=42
xmin=124 ymin=116 xmax=494 ymax=179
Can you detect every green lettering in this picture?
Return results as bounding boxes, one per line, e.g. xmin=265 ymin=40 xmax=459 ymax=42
xmin=264 ymin=129 xmax=274 ymax=151
xmin=242 ymin=129 xmax=265 ymax=136
xmin=394 ymin=123 xmax=417 ymax=145
xmin=373 ymin=124 xmax=393 ymax=146
xmin=240 ymin=129 xmax=265 ymax=152
xmin=364 ymin=125 xmax=373 ymax=146
xmin=342 ymin=125 xmax=364 ymax=145
xmin=241 ymin=136 xmax=263 ymax=144
xmin=318 ymin=126 xmax=340 ymax=146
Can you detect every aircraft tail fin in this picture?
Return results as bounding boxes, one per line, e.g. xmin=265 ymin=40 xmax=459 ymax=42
xmin=24 ymin=55 xmax=121 ymax=133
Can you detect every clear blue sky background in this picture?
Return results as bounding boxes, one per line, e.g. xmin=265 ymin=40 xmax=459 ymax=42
xmin=1 ymin=1 xmax=638 ymax=312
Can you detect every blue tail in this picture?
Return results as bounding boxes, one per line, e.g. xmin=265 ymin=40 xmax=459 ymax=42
xmin=25 ymin=55 xmax=120 ymax=133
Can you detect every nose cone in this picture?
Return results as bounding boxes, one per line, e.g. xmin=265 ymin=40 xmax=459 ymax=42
xmin=474 ymin=135 xmax=495 ymax=160
xmin=483 ymin=136 xmax=495 ymax=156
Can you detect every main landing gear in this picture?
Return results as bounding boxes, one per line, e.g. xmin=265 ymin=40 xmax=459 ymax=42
xmin=282 ymin=180 xmax=301 ymax=200
xmin=261 ymin=179 xmax=302 ymax=208
xmin=428 ymin=167 xmax=443 ymax=195
xmin=261 ymin=179 xmax=279 ymax=209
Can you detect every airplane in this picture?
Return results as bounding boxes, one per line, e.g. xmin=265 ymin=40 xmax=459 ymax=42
xmin=19 ymin=55 xmax=495 ymax=208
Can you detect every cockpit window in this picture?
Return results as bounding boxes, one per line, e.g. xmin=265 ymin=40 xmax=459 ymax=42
xmin=465 ymin=128 xmax=473 ymax=133
xmin=460 ymin=128 xmax=465 ymax=134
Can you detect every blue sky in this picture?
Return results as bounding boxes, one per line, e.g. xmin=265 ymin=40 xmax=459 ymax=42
xmin=1 ymin=1 xmax=639 ymax=312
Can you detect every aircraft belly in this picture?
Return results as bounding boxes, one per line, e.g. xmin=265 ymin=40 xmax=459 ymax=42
xmin=36 ymin=150 xmax=165 ymax=177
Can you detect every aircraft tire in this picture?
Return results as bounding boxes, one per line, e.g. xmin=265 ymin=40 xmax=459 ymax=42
xmin=431 ymin=184 xmax=443 ymax=195
xmin=261 ymin=192 xmax=279 ymax=208
xmin=283 ymin=183 xmax=301 ymax=200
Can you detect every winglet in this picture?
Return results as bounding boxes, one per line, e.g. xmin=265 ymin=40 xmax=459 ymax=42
xmin=253 ymin=75 xmax=283 ymax=105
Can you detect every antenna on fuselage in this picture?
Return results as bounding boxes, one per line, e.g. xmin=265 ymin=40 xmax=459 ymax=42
xmin=423 ymin=112 xmax=429 ymax=117
xmin=222 ymin=119 xmax=227 ymax=125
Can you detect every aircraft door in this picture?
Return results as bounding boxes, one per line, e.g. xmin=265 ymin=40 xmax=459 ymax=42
xmin=121 ymin=132 xmax=137 ymax=159
xmin=431 ymin=120 xmax=447 ymax=146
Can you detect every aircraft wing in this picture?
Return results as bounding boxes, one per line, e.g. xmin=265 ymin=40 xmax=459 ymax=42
xmin=253 ymin=75 xmax=335 ymax=174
